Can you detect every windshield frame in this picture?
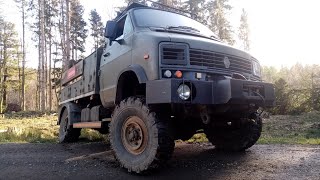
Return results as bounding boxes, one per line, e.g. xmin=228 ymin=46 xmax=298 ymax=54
xmin=131 ymin=8 xmax=218 ymax=39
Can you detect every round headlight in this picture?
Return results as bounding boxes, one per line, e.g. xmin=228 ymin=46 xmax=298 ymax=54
xmin=164 ymin=70 xmax=172 ymax=78
xmin=177 ymin=84 xmax=191 ymax=100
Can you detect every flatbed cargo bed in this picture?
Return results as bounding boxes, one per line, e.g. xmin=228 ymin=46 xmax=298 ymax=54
xmin=60 ymin=48 xmax=103 ymax=104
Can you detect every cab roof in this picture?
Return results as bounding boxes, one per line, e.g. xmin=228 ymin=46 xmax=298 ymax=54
xmin=115 ymin=1 xmax=196 ymax=20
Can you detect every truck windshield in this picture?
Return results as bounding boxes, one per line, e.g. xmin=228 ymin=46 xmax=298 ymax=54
xmin=133 ymin=8 xmax=217 ymax=39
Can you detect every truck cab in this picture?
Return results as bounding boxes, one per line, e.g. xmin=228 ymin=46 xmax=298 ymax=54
xmin=58 ymin=2 xmax=275 ymax=173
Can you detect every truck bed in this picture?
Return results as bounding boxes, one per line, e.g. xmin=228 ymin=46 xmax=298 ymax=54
xmin=60 ymin=48 xmax=103 ymax=104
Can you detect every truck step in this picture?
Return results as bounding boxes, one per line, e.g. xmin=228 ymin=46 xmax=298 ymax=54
xmin=73 ymin=122 xmax=101 ymax=129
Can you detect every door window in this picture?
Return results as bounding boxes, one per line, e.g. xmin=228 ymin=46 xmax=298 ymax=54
xmin=114 ymin=15 xmax=133 ymax=39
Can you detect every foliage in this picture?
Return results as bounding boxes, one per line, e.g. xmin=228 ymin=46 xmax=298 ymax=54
xmin=70 ymin=0 xmax=87 ymax=59
xmin=89 ymin=9 xmax=104 ymax=50
xmin=182 ymin=0 xmax=206 ymax=22
xmin=0 ymin=20 xmax=21 ymax=113
xmin=206 ymin=0 xmax=235 ymax=45
xmin=238 ymin=8 xmax=250 ymax=51
xmin=262 ymin=64 xmax=320 ymax=115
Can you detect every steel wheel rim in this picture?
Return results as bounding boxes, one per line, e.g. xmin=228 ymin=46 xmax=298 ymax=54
xmin=121 ymin=116 xmax=148 ymax=155
xmin=59 ymin=117 xmax=68 ymax=136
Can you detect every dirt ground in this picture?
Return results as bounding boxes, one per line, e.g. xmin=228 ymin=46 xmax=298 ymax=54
xmin=0 ymin=142 xmax=319 ymax=180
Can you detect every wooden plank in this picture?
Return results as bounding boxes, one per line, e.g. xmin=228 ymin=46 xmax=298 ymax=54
xmin=73 ymin=122 xmax=101 ymax=129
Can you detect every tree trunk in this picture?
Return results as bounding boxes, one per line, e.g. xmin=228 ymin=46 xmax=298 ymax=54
xmin=65 ymin=0 xmax=70 ymax=71
xmin=21 ymin=0 xmax=26 ymax=111
xmin=40 ymin=0 xmax=46 ymax=111
xmin=3 ymin=67 xmax=7 ymax=111
xmin=1 ymin=40 xmax=8 ymax=113
xmin=49 ymin=31 xmax=52 ymax=111
xmin=45 ymin=33 xmax=48 ymax=110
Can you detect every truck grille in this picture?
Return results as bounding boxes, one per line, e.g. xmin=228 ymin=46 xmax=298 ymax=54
xmin=160 ymin=43 xmax=188 ymax=65
xmin=162 ymin=48 xmax=185 ymax=61
xmin=190 ymin=49 xmax=252 ymax=74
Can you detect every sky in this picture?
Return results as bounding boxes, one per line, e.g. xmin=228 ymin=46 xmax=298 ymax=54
xmin=1 ymin=0 xmax=320 ymax=68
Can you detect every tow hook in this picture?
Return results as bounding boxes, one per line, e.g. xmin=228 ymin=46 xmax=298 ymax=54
xmin=200 ymin=108 xmax=211 ymax=124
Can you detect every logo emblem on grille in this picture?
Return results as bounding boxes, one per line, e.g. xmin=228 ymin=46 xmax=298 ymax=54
xmin=223 ymin=56 xmax=230 ymax=68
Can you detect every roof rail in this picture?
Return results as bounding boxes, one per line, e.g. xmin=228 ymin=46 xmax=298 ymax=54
xmin=116 ymin=0 xmax=197 ymax=19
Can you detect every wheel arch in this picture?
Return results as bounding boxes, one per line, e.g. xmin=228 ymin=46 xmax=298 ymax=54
xmin=118 ymin=64 xmax=148 ymax=84
xmin=57 ymin=102 xmax=81 ymax=125
xmin=115 ymin=65 xmax=148 ymax=104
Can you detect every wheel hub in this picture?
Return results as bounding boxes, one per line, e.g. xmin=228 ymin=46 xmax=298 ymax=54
xmin=121 ymin=116 xmax=148 ymax=155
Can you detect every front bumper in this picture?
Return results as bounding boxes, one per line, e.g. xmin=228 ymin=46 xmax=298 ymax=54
xmin=146 ymin=79 xmax=275 ymax=107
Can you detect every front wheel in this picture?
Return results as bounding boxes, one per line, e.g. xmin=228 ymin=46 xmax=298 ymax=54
xmin=205 ymin=114 xmax=262 ymax=152
xmin=109 ymin=97 xmax=175 ymax=173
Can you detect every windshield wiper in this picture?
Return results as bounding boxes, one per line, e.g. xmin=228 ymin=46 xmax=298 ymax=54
xmin=210 ymin=35 xmax=219 ymax=41
xmin=167 ymin=26 xmax=200 ymax=32
xmin=150 ymin=26 xmax=220 ymax=42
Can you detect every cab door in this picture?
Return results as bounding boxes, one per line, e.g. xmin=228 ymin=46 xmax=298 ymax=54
xmin=99 ymin=14 xmax=134 ymax=107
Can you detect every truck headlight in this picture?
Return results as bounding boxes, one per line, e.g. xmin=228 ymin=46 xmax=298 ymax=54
xmin=177 ymin=84 xmax=191 ymax=100
xmin=252 ymin=61 xmax=261 ymax=77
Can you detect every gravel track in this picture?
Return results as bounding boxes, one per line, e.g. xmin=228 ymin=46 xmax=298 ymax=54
xmin=0 ymin=142 xmax=319 ymax=180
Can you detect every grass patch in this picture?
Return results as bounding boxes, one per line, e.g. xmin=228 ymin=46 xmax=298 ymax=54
xmin=0 ymin=115 xmax=58 ymax=143
xmin=257 ymin=111 xmax=320 ymax=145
xmin=186 ymin=133 xmax=208 ymax=143
xmin=1 ymin=111 xmax=319 ymax=145
xmin=0 ymin=113 xmax=106 ymax=143
xmin=80 ymin=129 xmax=106 ymax=142
xmin=186 ymin=111 xmax=320 ymax=145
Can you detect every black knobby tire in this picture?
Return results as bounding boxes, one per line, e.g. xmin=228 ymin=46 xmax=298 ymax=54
xmin=59 ymin=110 xmax=81 ymax=143
xmin=205 ymin=114 xmax=262 ymax=152
xmin=109 ymin=97 xmax=174 ymax=173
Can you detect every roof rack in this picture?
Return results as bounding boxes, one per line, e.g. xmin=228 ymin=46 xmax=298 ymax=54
xmin=116 ymin=0 xmax=197 ymax=20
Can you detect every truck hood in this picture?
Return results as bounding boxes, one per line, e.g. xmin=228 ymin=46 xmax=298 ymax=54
xmin=167 ymin=33 xmax=252 ymax=60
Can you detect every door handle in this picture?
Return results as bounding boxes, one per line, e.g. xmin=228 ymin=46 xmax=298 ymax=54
xmin=103 ymin=52 xmax=110 ymax=57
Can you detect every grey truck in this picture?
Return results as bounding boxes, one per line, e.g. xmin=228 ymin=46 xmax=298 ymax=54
xmin=57 ymin=2 xmax=275 ymax=173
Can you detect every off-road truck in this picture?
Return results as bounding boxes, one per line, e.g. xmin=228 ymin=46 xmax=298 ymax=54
xmin=58 ymin=2 xmax=275 ymax=173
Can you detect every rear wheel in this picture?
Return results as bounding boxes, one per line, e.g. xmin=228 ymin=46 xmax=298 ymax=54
xmin=59 ymin=110 xmax=81 ymax=143
xmin=205 ymin=113 xmax=262 ymax=152
xmin=109 ymin=97 xmax=174 ymax=173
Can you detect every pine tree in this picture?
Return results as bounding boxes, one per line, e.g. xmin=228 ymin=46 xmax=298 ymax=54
xmin=182 ymin=0 xmax=206 ymax=22
xmin=89 ymin=9 xmax=104 ymax=50
xmin=14 ymin=0 xmax=27 ymax=111
xmin=0 ymin=21 xmax=20 ymax=113
xmin=238 ymin=8 xmax=250 ymax=51
xmin=44 ymin=0 xmax=61 ymax=111
xmin=207 ymin=0 xmax=235 ymax=45
xmin=70 ymin=0 xmax=87 ymax=61
xmin=152 ymin=0 xmax=184 ymax=13
xmin=273 ymin=78 xmax=290 ymax=114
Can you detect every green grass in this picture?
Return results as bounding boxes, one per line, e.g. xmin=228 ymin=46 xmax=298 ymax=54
xmin=257 ymin=111 xmax=320 ymax=145
xmin=186 ymin=133 xmax=208 ymax=143
xmin=1 ymin=111 xmax=319 ymax=145
xmin=0 ymin=115 xmax=58 ymax=143
xmin=0 ymin=113 xmax=106 ymax=143
xmin=187 ymin=111 xmax=320 ymax=145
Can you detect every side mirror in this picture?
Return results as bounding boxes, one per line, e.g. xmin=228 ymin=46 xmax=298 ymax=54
xmin=104 ymin=21 xmax=117 ymax=40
